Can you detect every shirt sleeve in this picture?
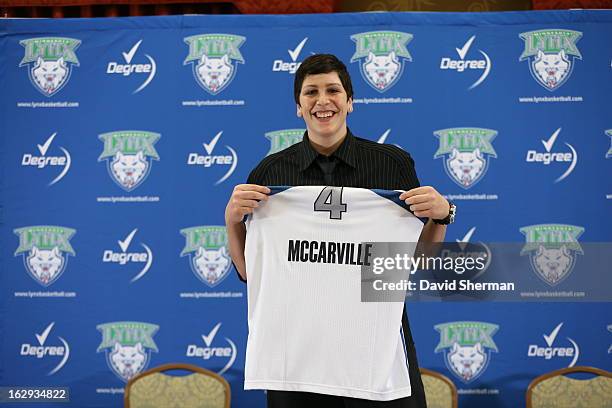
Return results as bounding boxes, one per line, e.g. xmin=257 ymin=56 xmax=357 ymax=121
xmin=246 ymin=162 xmax=265 ymax=185
xmin=394 ymin=148 xmax=420 ymax=190
xmin=404 ymin=151 xmax=421 ymax=189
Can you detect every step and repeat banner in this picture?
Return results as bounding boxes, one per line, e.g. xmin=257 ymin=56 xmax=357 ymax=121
xmin=1 ymin=10 xmax=611 ymax=407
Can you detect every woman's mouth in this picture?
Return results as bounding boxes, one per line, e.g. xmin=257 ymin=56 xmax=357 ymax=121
xmin=312 ymin=111 xmax=336 ymax=121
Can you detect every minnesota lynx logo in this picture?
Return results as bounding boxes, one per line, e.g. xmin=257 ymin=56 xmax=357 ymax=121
xmin=519 ymin=29 xmax=582 ymax=91
xmin=350 ymin=31 xmax=413 ymax=92
xmin=184 ymin=34 xmax=245 ymax=95
xmin=434 ymin=128 xmax=497 ymax=189
xmin=97 ymin=321 xmax=159 ymax=382
xmin=14 ymin=225 xmax=76 ymax=287
xmin=19 ymin=37 xmax=81 ymax=97
xmin=265 ymin=129 xmax=305 ymax=155
xmin=180 ymin=226 xmax=231 ymax=287
xmin=606 ymin=130 xmax=612 ymax=159
xmin=520 ymin=224 xmax=584 ymax=287
xmin=435 ymin=321 xmax=499 ymax=383
xmin=98 ymin=131 xmax=160 ymax=192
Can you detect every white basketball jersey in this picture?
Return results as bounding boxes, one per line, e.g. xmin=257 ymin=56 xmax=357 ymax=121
xmin=244 ymin=186 xmax=423 ymax=401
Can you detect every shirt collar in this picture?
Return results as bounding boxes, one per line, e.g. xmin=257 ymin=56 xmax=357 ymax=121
xmin=299 ymin=129 xmax=357 ymax=171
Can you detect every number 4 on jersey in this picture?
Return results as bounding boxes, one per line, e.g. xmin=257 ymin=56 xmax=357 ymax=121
xmin=314 ymin=186 xmax=347 ymax=220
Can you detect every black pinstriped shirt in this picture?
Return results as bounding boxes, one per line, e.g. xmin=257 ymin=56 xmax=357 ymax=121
xmin=244 ymin=129 xmax=427 ymax=406
xmin=247 ymin=129 xmax=420 ymax=191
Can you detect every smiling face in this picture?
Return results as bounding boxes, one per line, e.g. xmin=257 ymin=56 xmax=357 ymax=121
xmin=297 ymin=72 xmax=353 ymax=147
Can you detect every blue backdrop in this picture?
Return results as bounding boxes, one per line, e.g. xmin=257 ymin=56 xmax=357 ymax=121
xmin=1 ymin=10 xmax=611 ymax=407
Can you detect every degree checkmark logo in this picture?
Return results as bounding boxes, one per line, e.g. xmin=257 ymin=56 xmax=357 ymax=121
xmin=543 ymin=322 xmax=563 ymax=347
xmin=456 ymin=35 xmax=476 ymax=60
xmin=288 ymin=38 xmax=308 ymax=62
xmin=542 ymin=128 xmax=562 ymax=152
xmin=35 ymin=322 xmax=55 ymax=346
xmin=377 ymin=129 xmax=391 ymax=144
xmin=456 ymin=227 xmax=476 ymax=251
xmin=122 ymin=40 xmax=142 ymax=64
xmin=203 ymin=131 xmax=223 ymax=155
xmin=37 ymin=132 xmax=57 ymax=156
xmin=202 ymin=323 xmax=222 ymax=347
xmin=458 ymin=227 xmax=476 ymax=244
xmin=118 ymin=228 xmax=138 ymax=252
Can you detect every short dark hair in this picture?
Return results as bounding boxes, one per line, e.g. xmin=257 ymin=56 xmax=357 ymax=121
xmin=294 ymin=54 xmax=353 ymax=105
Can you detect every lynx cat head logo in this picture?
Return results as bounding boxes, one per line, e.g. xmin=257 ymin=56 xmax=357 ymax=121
xmin=520 ymin=224 xmax=584 ymax=287
xmin=97 ymin=321 xmax=159 ymax=382
xmin=180 ymin=226 xmax=231 ymax=287
xmin=434 ymin=128 xmax=497 ymax=189
xmin=19 ymin=37 xmax=81 ymax=97
xmin=435 ymin=321 xmax=499 ymax=383
xmin=519 ymin=29 xmax=582 ymax=91
xmin=98 ymin=131 xmax=160 ymax=192
xmin=14 ymin=226 xmax=76 ymax=287
xmin=183 ymin=34 xmax=245 ymax=95
xmin=350 ymin=31 xmax=413 ymax=93
xmin=265 ymin=129 xmax=305 ymax=156
xmin=606 ymin=130 xmax=612 ymax=159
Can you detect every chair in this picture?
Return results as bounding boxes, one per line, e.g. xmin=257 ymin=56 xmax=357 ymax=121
xmin=124 ymin=363 xmax=230 ymax=408
xmin=526 ymin=366 xmax=612 ymax=408
xmin=420 ymin=367 xmax=458 ymax=408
